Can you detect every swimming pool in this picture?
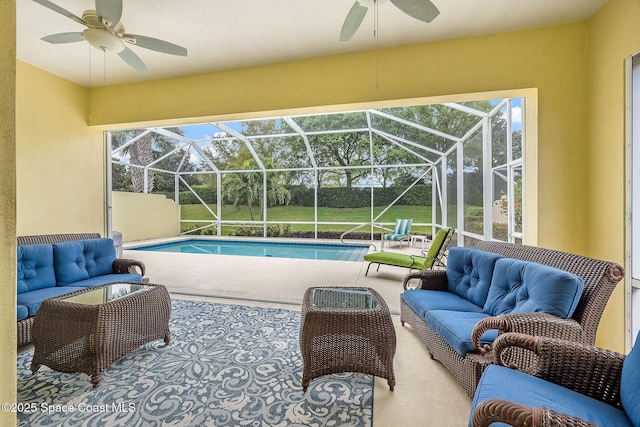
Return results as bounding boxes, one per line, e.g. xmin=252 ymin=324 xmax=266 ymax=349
xmin=129 ymin=239 xmax=370 ymax=262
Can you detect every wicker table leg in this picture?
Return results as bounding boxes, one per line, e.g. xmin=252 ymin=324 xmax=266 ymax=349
xmin=90 ymin=373 xmax=101 ymax=388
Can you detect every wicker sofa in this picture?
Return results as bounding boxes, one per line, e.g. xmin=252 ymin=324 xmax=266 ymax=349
xmin=17 ymin=233 xmax=146 ymax=346
xmin=470 ymin=332 xmax=640 ymax=427
xmin=400 ymin=241 xmax=624 ymax=397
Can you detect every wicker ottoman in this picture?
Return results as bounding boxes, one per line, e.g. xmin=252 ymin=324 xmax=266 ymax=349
xmin=30 ymin=282 xmax=171 ymax=387
xmin=300 ymin=286 xmax=396 ymax=392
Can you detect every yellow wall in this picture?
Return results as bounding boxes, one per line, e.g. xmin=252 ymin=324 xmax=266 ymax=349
xmin=1 ymin=1 xmax=16 ymax=426
xmin=112 ymin=191 xmax=180 ymax=242
xmin=587 ymin=0 xmax=640 ymax=350
xmin=16 ymin=62 xmax=104 ymax=236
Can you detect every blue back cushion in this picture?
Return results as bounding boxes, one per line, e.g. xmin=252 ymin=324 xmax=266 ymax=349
xmin=17 ymin=244 xmax=56 ymax=293
xmin=53 ymin=238 xmax=116 ymax=285
xmin=621 ymin=331 xmax=640 ymax=426
xmin=483 ymin=258 xmax=584 ymax=318
xmin=446 ymin=248 xmax=503 ymax=307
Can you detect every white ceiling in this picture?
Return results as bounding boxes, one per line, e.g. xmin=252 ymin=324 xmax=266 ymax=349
xmin=16 ymin=0 xmax=607 ymax=87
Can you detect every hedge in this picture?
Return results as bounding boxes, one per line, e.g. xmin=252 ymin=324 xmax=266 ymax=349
xmin=166 ymin=184 xmax=433 ymax=208
xmin=289 ymin=185 xmax=432 ymax=208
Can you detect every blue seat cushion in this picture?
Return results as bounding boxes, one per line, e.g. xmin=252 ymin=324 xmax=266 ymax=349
xmin=17 ymin=244 xmax=56 ymax=293
xmin=17 ymin=305 xmax=28 ymax=321
xmin=16 ymin=286 xmax=85 ymax=316
xmin=424 ymin=310 xmax=496 ymax=355
xmin=483 ymin=258 xmax=584 ymax=317
xmin=403 ymin=289 xmax=484 ymax=320
xmin=53 ymin=238 xmax=116 ymax=285
xmin=621 ymin=331 xmax=640 ymax=426
xmin=446 ymin=248 xmax=504 ymax=307
xmin=64 ymin=274 xmax=142 ymax=288
xmin=384 ymin=218 xmax=412 ymax=240
xmin=470 ymin=365 xmax=633 ymax=427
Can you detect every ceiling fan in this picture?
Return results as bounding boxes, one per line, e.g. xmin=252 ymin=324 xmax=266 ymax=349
xmin=33 ymin=0 xmax=187 ymax=73
xmin=340 ymin=0 xmax=440 ymax=41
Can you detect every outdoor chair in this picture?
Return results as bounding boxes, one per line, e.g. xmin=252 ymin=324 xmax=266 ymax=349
xmin=382 ymin=218 xmax=413 ymax=248
xmin=470 ymin=331 xmax=640 ymax=427
xmin=364 ymin=227 xmax=453 ymax=276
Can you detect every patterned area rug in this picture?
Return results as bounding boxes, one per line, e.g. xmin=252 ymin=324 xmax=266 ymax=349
xmin=17 ymin=299 xmax=373 ymax=426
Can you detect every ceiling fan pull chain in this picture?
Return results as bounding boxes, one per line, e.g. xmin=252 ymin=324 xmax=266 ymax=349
xmin=375 ymin=0 xmax=379 ymax=89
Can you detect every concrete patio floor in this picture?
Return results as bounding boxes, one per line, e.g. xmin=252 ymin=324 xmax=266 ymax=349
xmin=123 ymin=237 xmax=472 ymax=426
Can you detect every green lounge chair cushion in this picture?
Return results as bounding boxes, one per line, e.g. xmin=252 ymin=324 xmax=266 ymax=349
xmin=364 ymin=251 xmax=434 ymax=270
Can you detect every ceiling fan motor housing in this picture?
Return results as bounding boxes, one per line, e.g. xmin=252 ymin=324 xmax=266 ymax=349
xmin=82 ymin=28 xmax=125 ymax=53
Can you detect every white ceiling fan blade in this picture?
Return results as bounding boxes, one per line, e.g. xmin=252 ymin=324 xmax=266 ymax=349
xmin=390 ymin=0 xmax=440 ymax=23
xmin=41 ymin=32 xmax=85 ymax=44
xmin=32 ymin=0 xmax=86 ymax=26
xmin=340 ymin=1 xmax=369 ymax=41
xmin=118 ymin=46 xmax=148 ymax=73
xmin=95 ymin=0 xmax=123 ymax=28
xmin=123 ymin=34 xmax=187 ymax=57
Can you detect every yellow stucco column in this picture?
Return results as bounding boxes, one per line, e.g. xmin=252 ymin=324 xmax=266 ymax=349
xmin=0 ymin=1 xmax=17 ymax=426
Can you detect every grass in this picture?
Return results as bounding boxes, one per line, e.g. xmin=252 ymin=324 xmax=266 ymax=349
xmin=180 ymin=204 xmax=442 ymax=234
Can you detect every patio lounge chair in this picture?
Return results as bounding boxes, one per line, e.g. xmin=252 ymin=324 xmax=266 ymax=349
xmin=382 ymin=218 xmax=413 ymax=247
xmin=364 ymin=227 xmax=453 ymax=276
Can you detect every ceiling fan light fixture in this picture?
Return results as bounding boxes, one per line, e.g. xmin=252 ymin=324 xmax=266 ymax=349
xmin=82 ymin=28 xmax=125 ymax=53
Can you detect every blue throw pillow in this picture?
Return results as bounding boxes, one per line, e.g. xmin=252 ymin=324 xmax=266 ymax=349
xmin=53 ymin=238 xmax=116 ymax=285
xmin=17 ymin=244 xmax=56 ymax=293
xmin=621 ymin=331 xmax=640 ymax=426
xmin=483 ymin=258 xmax=584 ymax=318
xmin=446 ymin=248 xmax=504 ymax=308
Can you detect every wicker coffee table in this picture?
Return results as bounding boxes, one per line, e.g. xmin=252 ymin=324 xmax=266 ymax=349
xmin=300 ymin=286 xmax=396 ymax=392
xmin=31 ymin=282 xmax=171 ymax=387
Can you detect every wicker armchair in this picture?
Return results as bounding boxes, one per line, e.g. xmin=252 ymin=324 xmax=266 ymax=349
xmin=400 ymin=241 xmax=624 ymax=397
xmin=471 ymin=332 xmax=636 ymax=427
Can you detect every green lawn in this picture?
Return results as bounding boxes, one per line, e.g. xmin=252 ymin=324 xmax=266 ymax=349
xmin=180 ymin=204 xmax=443 ymax=234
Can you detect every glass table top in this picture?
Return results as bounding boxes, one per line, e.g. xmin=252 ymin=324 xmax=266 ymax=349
xmin=60 ymin=283 xmax=153 ymax=305
xmin=311 ymin=287 xmax=378 ymax=311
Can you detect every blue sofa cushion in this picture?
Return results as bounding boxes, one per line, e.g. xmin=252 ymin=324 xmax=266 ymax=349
xmin=17 ymin=305 xmax=28 ymax=321
xmin=403 ymin=289 xmax=484 ymax=320
xmin=65 ymin=273 xmax=142 ymax=288
xmin=424 ymin=310 xmax=496 ymax=355
xmin=483 ymin=258 xmax=584 ymax=318
xmin=17 ymin=244 xmax=56 ymax=293
xmin=621 ymin=331 xmax=640 ymax=426
xmin=17 ymin=286 xmax=86 ymax=316
xmin=470 ymin=365 xmax=633 ymax=427
xmin=53 ymin=238 xmax=116 ymax=285
xmin=446 ymin=248 xmax=504 ymax=307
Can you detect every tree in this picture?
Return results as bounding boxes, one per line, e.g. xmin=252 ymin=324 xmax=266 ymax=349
xmin=222 ymin=158 xmax=291 ymax=221
xmin=294 ymin=113 xmax=371 ymax=188
xmin=111 ymin=128 xmax=187 ymax=193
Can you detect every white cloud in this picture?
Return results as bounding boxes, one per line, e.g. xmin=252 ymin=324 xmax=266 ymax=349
xmin=511 ymin=106 xmax=522 ymax=124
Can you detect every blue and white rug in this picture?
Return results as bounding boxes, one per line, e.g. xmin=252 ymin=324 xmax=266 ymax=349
xmin=17 ymin=299 xmax=373 ymax=426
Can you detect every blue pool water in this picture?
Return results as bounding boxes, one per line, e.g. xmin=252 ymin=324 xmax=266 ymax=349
xmin=130 ymin=239 xmax=370 ymax=262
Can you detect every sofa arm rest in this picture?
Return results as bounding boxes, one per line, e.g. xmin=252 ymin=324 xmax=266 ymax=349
xmin=471 ymin=399 xmax=601 ymax=427
xmin=491 ymin=333 xmax=625 ymax=405
xmin=402 ymin=269 xmax=447 ymax=291
xmin=472 ymin=313 xmax=583 ymax=353
xmin=113 ymin=258 xmax=146 ymax=277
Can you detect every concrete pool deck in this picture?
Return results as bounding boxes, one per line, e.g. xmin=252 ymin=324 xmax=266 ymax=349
xmin=125 ymin=236 xmax=424 ymax=312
